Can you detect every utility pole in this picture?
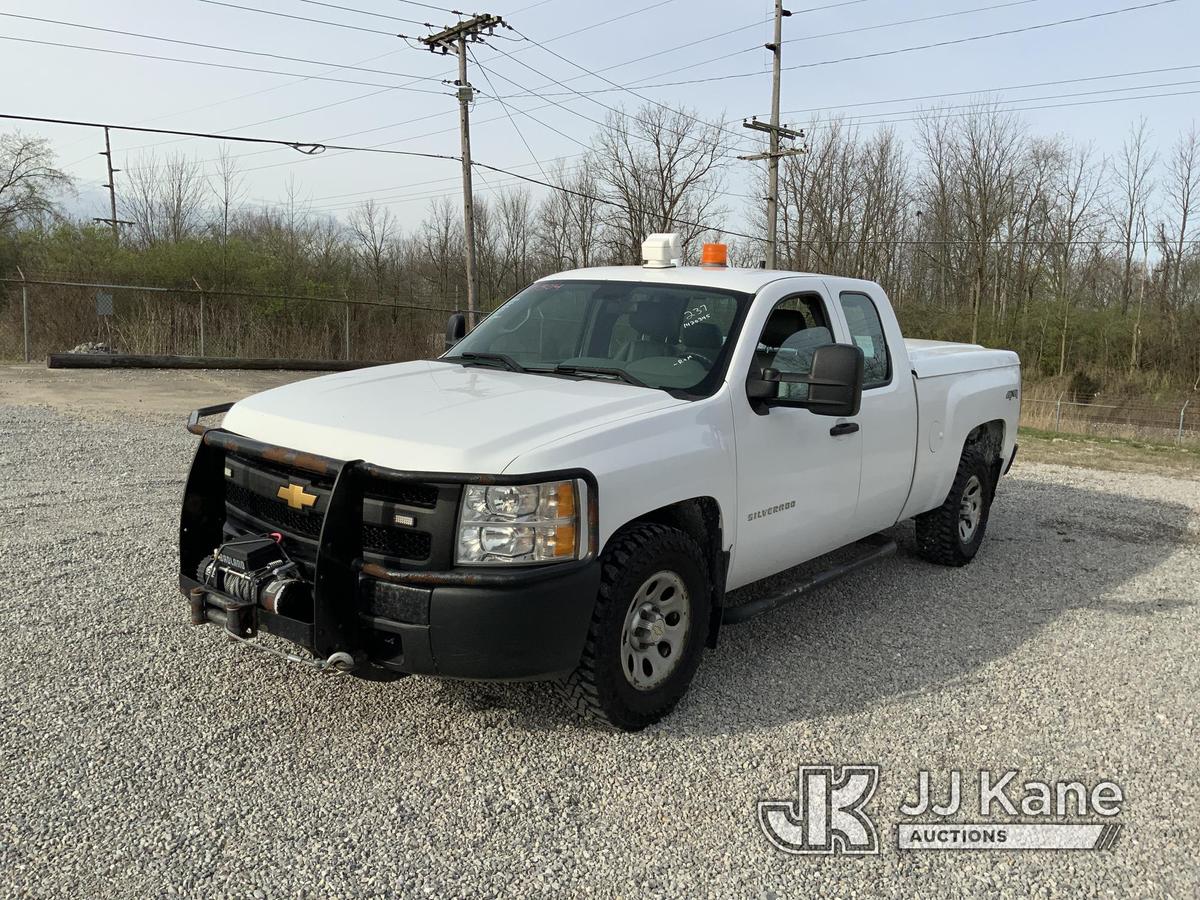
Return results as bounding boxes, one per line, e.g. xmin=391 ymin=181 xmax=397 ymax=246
xmin=738 ymin=2 xmax=804 ymax=269
xmin=94 ymin=126 xmax=134 ymax=242
xmin=417 ymin=14 xmax=505 ymax=328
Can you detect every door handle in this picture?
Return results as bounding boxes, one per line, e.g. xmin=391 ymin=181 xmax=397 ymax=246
xmin=829 ymin=422 xmax=860 ymax=437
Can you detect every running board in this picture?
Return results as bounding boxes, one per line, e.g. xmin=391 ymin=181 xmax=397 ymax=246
xmin=721 ymin=535 xmax=897 ymax=625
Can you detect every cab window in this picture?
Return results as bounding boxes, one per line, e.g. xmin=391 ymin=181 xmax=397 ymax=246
xmin=839 ymin=291 xmax=891 ymax=388
xmin=753 ymin=294 xmax=834 ymax=402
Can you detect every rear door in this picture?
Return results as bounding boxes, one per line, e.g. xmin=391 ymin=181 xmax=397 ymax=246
xmin=728 ymin=281 xmax=863 ymax=589
xmin=829 ymin=283 xmax=918 ymax=538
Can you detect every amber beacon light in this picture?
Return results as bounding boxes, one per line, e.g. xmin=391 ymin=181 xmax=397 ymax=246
xmin=700 ymin=242 xmax=729 ymax=267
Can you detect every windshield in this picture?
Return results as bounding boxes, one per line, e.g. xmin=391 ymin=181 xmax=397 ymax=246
xmin=444 ymin=279 xmax=749 ymax=394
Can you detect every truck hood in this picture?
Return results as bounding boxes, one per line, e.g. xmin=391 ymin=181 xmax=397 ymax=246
xmin=222 ymin=360 xmax=686 ymax=473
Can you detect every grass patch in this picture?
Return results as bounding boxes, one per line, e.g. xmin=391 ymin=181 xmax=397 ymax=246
xmin=1016 ymin=426 xmax=1200 ymax=476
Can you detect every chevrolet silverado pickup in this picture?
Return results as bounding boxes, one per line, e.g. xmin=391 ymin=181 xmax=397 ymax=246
xmin=180 ymin=233 xmax=1021 ymax=730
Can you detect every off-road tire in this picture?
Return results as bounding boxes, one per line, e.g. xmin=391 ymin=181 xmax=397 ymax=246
xmin=555 ymin=523 xmax=710 ymax=731
xmin=914 ymin=447 xmax=993 ymax=567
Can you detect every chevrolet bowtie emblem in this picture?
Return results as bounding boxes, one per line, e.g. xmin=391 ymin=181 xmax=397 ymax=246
xmin=277 ymin=482 xmax=317 ymax=511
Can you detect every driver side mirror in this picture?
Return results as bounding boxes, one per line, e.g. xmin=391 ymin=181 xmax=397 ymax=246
xmin=746 ymin=343 xmax=865 ymax=417
xmin=444 ymin=312 xmax=467 ymax=350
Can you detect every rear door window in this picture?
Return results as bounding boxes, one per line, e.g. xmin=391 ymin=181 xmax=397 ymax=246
xmin=839 ymin=291 xmax=891 ymax=388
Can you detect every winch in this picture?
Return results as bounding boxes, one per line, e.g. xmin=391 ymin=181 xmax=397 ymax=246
xmin=196 ymin=535 xmax=312 ymax=620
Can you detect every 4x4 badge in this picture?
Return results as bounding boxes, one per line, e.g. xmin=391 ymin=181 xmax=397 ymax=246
xmin=277 ymin=483 xmax=317 ymax=510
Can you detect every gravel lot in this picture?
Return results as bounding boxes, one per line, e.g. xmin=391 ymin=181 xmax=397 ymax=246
xmin=1 ymin=368 xmax=1197 ymax=897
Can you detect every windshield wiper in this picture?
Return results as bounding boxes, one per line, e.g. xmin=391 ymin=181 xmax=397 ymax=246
xmin=450 ymin=351 xmax=527 ymax=373
xmin=552 ymin=364 xmax=649 ymax=388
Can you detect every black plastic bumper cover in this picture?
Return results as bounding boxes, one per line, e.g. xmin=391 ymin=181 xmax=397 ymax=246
xmin=180 ymin=402 xmax=601 ymax=681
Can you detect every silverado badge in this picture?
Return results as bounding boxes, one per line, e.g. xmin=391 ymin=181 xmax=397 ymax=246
xmin=277 ymin=483 xmax=317 ymax=511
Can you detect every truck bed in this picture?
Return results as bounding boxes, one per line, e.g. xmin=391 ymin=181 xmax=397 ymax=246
xmin=905 ymin=338 xmax=1020 ymax=378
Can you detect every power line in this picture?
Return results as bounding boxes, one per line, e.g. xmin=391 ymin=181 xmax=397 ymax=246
xmin=467 ymin=45 xmax=551 ymax=181
xmin=785 ymin=0 xmax=1047 ymax=44
xmin=504 ymin=27 xmax=749 ymax=146
xmin=519 ymin=0 xmax=895 ymax=88
xmin=0 ymin=35 xmax=450 ymax=95
xmin=107 ymin=73 xmax=1200 ymax=204
xmin=529 ymin=0 xmax=1187 ymax=95
xmin=828 ymin=78 xmax=1200 ymax=128
xmin=0 ymin=113 xmax=461 ymax=162
xmin=838 ymin=84 xmax=1200 ymax=130
xmin=471 ymin=58 xmax=757 ymax=178
xmin=55 ymin=44 xmax=414 ymax=165
xmin=769 ymin=62 xmax=1200 ymax=119
xmin=473 ymin=45 xmax=755 ymax=160
xmin=619 ymin=0 xmax=1052 ymax=88
xmin=395 ymin=0 xmax=461 ymax=12
xmin=0 ymin=12 xmax=447 ymax=82
xmin=193 ymin=0 xmax=403 ymax=35
xmin=472 ymin=1 xmax=893 ymax=105
xmin=533 ymin=0 xmax=680 ymax=44
xmin=293 ymin=0 xmax=433 ymax=26
xmin=77 ymin=1 xmax=687 ymax=179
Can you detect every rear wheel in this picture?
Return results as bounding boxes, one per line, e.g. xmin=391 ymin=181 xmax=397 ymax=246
xmin=914 ymin=447 xmax=993 ymax=567
xmin=556 ymin=523 xmax=710 ymax=730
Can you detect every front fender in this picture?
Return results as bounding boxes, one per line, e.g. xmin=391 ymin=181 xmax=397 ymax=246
xmin=503 ymin=393 xmax=737 ymax=555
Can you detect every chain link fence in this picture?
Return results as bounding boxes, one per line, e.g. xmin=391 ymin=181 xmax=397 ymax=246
xmin=5 ymin=273 xmax=1198 ymax=449
xmin=0 ymin=274 xmax=463 ymax=363
xmin=1021 ymin=396 xmax=1200 ymax=448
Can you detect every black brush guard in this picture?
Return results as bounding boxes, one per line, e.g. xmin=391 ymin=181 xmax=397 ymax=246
xmin=180 ymin=402 xmax=600 ymax=680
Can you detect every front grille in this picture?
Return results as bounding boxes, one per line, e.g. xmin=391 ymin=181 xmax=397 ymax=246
xmin=222 ymin=454 xmax=449 ymax=567
xmin=367 ymin=484 xmax=439 ymax=510
xmin=226 ymin=482 xmax=322 ymax=539
xmin=362 ymin=524 xmax=432 ymax=560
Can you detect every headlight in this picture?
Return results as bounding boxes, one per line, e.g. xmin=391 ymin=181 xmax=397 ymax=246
xmin=456 ymin=479 xmax=584 ymax=565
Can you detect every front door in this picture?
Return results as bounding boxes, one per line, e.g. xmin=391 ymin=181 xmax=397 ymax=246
xmin=729 ymin=287 xmax=863 ymax=590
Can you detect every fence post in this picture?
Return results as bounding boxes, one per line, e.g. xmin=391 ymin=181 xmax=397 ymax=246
xmin=1054 ymin=392 xmax=1063 ymax=433
xmin=192 ymin=277 xmax=206 ymax=357
xmin=1180 ymin=399 xmax=1192 ymax=446
xmin=16 ymin=266 xmax=29 ymax=363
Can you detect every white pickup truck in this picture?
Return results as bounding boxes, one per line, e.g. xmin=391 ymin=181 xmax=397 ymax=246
xmin=180 ymin=234 xmax=1020 ymax=729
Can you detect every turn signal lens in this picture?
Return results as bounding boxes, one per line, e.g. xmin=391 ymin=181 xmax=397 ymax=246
xmin=700 ymin=242 xmax=728 ymax=267
xmin=537 ymin=523 xmax=578 ymax=559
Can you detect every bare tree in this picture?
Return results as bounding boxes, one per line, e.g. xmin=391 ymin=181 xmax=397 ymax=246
xmin=413 ymin=196 xmax=462 ymax=305
xmin=496 ymin=187 xmax=536 ymax=296
xmin=348 ymin=199 xmax=398 ymax=301
xmin=1160 ymin=125 xmax=1200 ymax=312
xmin=0 ymin=132 xmax=71 ymax=232
xmin=1110 ymin=119 xmax=1157 ymax=314
xmin=941 ymin=107 xmax=1026 ymax=343
xmin=123 ymin=152 xmax=207 ymax=246
xmin=1047 ymin=142 xmax=1105 ymax=376
xmin=593 ymin=104 xmax=729 ymax=262
xmin=209 ymin=148 xmax=246 ymax=289
xmin=536 ymin=161 xmax=603 ymax=270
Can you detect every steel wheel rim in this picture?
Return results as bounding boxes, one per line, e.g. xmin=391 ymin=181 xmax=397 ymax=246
xmin=958 ymin=475 xmax=983 ymax=543
xmin=620 ymin=570 xmax=690 ymax=691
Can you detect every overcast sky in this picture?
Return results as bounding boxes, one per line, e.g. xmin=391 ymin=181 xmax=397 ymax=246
xmin=3 ymin=0 xmax=1198 ymax=233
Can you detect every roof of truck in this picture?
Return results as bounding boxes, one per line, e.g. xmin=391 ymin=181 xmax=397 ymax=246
xmin=544 ymin=265 xmax=832 ymax=294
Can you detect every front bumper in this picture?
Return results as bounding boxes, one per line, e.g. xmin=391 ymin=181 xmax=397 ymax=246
xmin=181 ymin=403 xmax=601 ymax=681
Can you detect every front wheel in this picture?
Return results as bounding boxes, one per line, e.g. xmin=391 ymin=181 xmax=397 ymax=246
xmin=556 ymin=523 xmax=710 ymax=730
xmin=914 ymin=447 xmax=994 ymax=567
